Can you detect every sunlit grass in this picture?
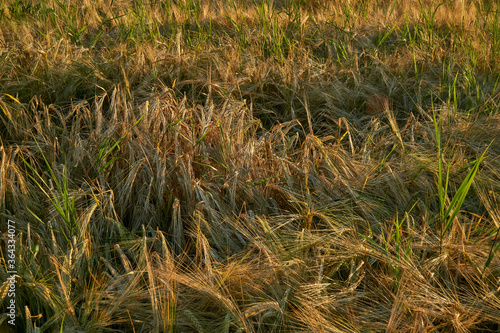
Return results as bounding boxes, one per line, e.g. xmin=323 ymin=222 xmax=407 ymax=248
xmin=0 ymin=0 xmax=500 ymax=332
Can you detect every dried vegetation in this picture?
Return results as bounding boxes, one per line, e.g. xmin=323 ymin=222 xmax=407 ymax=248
xmin=0 ymin=0 xmax=500 ymax=331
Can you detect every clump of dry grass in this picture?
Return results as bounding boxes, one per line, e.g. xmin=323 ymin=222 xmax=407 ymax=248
xmin=1 ymin=0 xmax=500 ymax=332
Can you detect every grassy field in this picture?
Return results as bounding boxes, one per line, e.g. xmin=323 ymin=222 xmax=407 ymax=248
xmin=0 ymin=0 xmax=500 ymax=331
